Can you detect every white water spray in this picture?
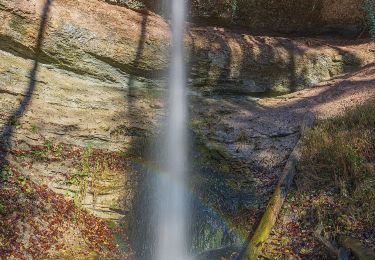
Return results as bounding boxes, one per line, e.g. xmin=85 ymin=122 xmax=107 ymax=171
xmin=155 ymin=0 xmax=188 ymax=260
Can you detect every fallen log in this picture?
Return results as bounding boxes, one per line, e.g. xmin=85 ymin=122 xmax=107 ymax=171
xmin=241 ymin=112 xmax=315 ymax=259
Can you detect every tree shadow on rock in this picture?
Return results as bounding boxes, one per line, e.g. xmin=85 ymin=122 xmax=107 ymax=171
xmin=0 ymin=0 xmax=53 ymax=183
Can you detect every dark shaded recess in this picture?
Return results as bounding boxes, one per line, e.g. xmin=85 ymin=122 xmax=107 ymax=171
xmin=0 ymin=0 xmax=53 ymax=180
xmin=130 ymin=0 xmax=369 ymax=36
xmin=194 ymin=0 xmax=325 ymax=32
xmin=192 ymin=0 xmax=363 ymax=36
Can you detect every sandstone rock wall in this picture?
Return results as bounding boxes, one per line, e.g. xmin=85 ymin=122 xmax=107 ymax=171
xmin=0 ymin=0 xmax=170 ymax=82
xmin=0 ymin=0 xmax=374 ymax=221
xmin=189 ymin=28 xmax=374 ymax=94
xmin=1 ymin=0 xmax=373 ymax=96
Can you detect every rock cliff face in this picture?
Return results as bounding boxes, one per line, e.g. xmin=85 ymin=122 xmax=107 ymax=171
xmin=0 ymin=0 xmax=170 ymax=82
xmin=1 ymin=0 xmax=374 ymax=222
xmin=0 ymin=0 xmax=374 ymax=257
xmin=0 ymin=0 xmax=168 ymax=222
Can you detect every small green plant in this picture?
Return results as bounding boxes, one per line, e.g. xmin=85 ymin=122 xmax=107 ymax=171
xmin=66 ymin=145 xmax=94 ymax=208
xmin=18 ymin=175 xmax=32 ymax=193
xmin=44 ymin=140 xmax=53 ymax=151
xmin=31 ymin=124 xmax=39 ymax=134
xmin=18 ymin=176 xmax=27 ymax=186
xmin=31 ymin=149 xmax=48 ymax=159
xmin=56 ymin=143 xmax=65 ymax=158
xmin=31 ymin=140 xmax=53 ymax=160
xmin=363 ymin=0 xmax=375 ymax=39
xmin=230 ymin=0 xmax=238 ymax=22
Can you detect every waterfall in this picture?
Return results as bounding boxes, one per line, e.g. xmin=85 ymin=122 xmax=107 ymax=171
xmin=155 ymin=0 xmax=188 ymax=259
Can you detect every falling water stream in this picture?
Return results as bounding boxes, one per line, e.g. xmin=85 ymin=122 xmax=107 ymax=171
xmin=155 ymin=0 xmax=188 ymax=259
